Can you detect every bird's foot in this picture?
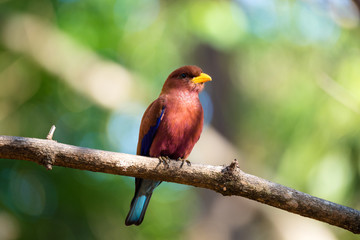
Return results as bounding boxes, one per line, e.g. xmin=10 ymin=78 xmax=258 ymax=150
xmin=177 ymin=158 xmax=191 ymax=168
xmin=158 ymin=156 xmax=171 ymax=168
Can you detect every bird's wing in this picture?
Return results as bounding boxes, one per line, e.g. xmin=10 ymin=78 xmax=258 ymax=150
xmin=128 ymin=98 xmax=164 ymax=226
xmin=137 ymin=98 xmax=165 ymax=156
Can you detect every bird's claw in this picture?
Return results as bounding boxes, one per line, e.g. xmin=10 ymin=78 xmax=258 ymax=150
xmin=158 ymin=156 xmax=191 ymax=168
xmin=177 ymin=158 xmax=191 ymax=168
xmin=158 ymin=156 xmax=171 ymax=168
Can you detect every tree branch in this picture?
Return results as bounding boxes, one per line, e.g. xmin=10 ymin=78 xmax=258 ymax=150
xmin=0 ymin=135 xmax=359 ymax=234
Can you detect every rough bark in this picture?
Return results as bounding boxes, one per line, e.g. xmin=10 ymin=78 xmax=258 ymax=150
xmin=0 ymin=135 xmax=359 ymax=234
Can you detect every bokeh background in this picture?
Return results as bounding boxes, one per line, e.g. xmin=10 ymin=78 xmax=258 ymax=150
xmin=1 ymin=0 xmax=360 ymax=239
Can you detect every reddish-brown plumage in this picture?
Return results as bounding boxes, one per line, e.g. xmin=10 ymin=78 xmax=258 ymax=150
xmin=126 ymin=65 xmax=211 ymax=226
xmin=137 ymin=65 xmax=208 ymax=159
xmin=149 ymin=92 xmax=203 ymax=159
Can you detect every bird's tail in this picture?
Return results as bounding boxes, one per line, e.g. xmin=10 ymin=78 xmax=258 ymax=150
xmin=125 ymin=179 xmax=160 ymax=226
xmin=125 ymin=192 xmax=153 ymax=226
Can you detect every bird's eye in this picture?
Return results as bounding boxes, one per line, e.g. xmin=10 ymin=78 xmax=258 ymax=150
xmin=180 ymin=73 xmax=187 ymax=78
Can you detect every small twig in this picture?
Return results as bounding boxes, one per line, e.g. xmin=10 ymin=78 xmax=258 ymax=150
xmin=43 ymin=125 xmax=56 ymax=170
xmin=46 ymin=125 xmax=56 ymax=140
xmin=0 ymin=135 xmax=359 ymax=234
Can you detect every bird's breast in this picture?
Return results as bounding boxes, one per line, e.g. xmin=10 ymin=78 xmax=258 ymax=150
xmin=149 ymin=94 xmax=204 ymax=159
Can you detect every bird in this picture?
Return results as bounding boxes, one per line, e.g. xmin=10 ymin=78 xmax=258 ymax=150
xmin=125 ymin=65 xmax=212 ymax=226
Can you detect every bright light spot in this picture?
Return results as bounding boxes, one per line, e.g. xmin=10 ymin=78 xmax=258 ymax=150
xmin=296 ymin=4 xmax=340 ymax=45
xmin=190 ymin=1 xmax=247 ymax=49
xmin=85 ymin=62 xmax=133 ymax=109
xmin=237 ymin=0 xmax=277 ymax=38
xmin=309 ymin=152 xmax=353 ymax=202
xmin=107 ymin=106 xmax=143 ymax=154
xmin=114 ymin=0 xmax=160 ymax=32
xmin=238 ymin=0 xmax=341 ymax=45
xmin=0 ymin=212 xmax=19 ymax=240
xmin=329 ymin=0 xmax=359 ymax=28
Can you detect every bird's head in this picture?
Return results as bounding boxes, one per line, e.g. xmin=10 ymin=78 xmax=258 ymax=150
xmin=161 ymin=65 xmax=212 ymax=94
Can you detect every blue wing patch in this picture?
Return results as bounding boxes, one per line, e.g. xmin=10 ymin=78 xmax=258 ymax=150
xmin=140 ymin=106 xmax=165 ymax=156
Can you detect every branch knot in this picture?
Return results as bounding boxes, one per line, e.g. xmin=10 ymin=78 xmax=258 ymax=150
xmin=42 ymin=154 xmax=55 ymax=170
xmin=219 ymin=159 xmax=241 ymax=196
xmin=223 ymin=159 xmax=240 ymax=176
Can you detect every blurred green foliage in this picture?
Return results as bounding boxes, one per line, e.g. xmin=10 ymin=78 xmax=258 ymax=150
xmin=1 ymin=0 xmax=360 ymax=239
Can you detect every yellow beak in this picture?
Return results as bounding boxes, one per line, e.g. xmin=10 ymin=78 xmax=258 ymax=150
xmin=192 ymin=73 xmax=212 ymax=84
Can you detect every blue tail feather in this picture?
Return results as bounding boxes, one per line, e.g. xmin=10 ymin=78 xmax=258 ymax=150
xmin=125 ymin=179 xmax=160 ymax=226
xmin=125 ymin=195 xmax=151 ymax=226
xmin=130 ymin=196 xmax=146 ymax=222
